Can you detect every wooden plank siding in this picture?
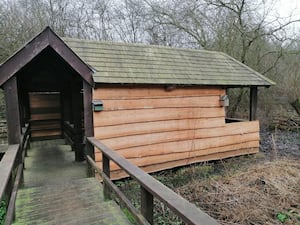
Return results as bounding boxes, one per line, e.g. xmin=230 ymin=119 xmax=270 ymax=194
xmin=93 ymin=86 xmax=259 ymax=179
xmin=29 ymin=93 xmax=62 ymax=140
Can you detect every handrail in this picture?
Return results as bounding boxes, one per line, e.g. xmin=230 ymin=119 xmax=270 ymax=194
xmin=87 ymin=137 xmax=221 ymax=225
xmin=0 ymin=144 xmax=20 ymax=201
xmin=0 ymin=124 xmax=30 ymax=225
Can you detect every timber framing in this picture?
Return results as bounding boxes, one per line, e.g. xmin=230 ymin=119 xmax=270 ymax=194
xmin=0 ymin=27 xmax=94 ymax=87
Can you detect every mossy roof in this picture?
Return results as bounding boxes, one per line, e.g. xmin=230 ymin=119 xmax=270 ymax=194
xmin=64 ymin=38 xmax=275 ymax=87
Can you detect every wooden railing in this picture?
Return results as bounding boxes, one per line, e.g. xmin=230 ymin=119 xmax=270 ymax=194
xmin=0 ymin=125 xmax=30 ymax=225
xmin=86 ymin=137 xmax=221 ymax=225
xmin=63 ymin=121 xmax=84 ymax=161
xmin=63 ymin=121 xmax=75 ymax=146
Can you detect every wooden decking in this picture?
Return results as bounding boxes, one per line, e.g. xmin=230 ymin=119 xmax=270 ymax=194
xmin=13 ymin=140 xmax=131 ymax=225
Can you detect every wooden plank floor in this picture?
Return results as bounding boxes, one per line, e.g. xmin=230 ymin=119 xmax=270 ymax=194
xmin=13 ymin=140 xmax=131 ymax=225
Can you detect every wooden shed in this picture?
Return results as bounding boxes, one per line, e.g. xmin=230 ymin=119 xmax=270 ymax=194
xmin=0 ymin=27 xmax=275 ymax=179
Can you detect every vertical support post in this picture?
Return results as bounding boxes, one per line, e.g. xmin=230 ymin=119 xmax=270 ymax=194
xmin=141 ymin=186 xmax=153 ymax=224
xmin=71 ymin=80 xmax=84 ymax=161
xmin=103 ymin=154 xmax=111 ymax=200
xmin=3 ymin=77 xmax=21 ymax=144
xmin=250 ymin=86 xmax=258 ymax=121
xmin=83 ymin=81 xmax=95 ymax=176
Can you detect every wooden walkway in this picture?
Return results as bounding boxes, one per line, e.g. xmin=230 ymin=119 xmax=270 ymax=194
xmin=13 ymin=140 xmax=131 ymax=225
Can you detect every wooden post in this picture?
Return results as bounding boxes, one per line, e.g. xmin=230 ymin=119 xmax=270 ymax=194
xmin=3 ymin=77 xmax=21 ymax=144
xmin=103 ymin=154 xmax=111 ymax=200
xmin=83 ymin=81 xmax=94 ymax=176
xmin=71 ymin=81 xmax=84 ymax=161
xmin=250 ymin=86 xmax=258 ymax=121
xmin=141 ymin=186 xmax=153 ymax=224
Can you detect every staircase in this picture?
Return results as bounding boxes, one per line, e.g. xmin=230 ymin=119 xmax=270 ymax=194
xmin=13 ymin=178 xmax=131 ymax=225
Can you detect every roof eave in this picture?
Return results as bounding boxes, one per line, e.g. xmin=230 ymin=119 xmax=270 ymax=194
xmin=0 ymin=27 xmax=94 ymax=87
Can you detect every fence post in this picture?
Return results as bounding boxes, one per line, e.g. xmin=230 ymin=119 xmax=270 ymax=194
xmin=86 ymin=141 xmax=95 ymax=177
xmin=103 ymin=153 xmax=111 ymax=200
xmin=141 ymin=186 xmax=153 ymax=224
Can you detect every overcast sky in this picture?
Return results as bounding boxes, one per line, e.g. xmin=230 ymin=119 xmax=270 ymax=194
xmin=276 ymin=0 xmax=300 ymax=18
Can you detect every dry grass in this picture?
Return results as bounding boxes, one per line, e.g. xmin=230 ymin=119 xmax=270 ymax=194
xmin=176 ymin=159 xmax=300 ymax=225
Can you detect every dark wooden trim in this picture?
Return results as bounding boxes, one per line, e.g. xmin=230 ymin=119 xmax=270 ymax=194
xmin=141 ymin=186 xmax=153 ymax=224
xmin=0 ymin=144 xmax=19 ymax=201
xmin=4 ymin=163 xmax=23 ymax=225
xmin=83 ymin=80 xmax=95 ymax=176
xmin=83 ymin=81 xmax=94 ymax=137
xmin=48 ymin=29 xmax=94 ymax=86
xmin=86 ymin=155 xmax=151 ymax=225
xmin=0 ymin=33 xmax=48 ymax=86
xmin=103 ymin=154 xmax=111 ymax=200
xmin=71 ymin=82 xmax=84 ymax=161
xmin=87 ymin=137 xmax=221 ymax=225
xmin=4 ymin=77 xmax=21 ymax=144
xmin=250 ymin=86 xmax=258 ymax=121
xmin=0 ymin=27 xmax=93 ymax=87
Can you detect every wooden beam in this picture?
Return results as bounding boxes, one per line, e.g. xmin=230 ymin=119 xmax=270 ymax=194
xmin=0 ymin=32 xmax=48 ymax=86
xmin=83 ymin=81 xmax=94 ymax=137
xmin=250 ymin=86 xmax=258 ymax=121
xmin=103 ymin=154 xmax=111 ymax=200
xmin=83 ymin=81 xmax=95 ymax=176
xmin=88 ymin=137 xmax=221 ymax=225
xmin=4 ymin=77 xmax=21 ymax=144
xmin=48 ymin=28 xmax=94 ymax=86
xmin=0 ymin=145 xmax=20 ymax=201
xmin=71 ymin=81 xmax=84 ymax=161
xmin=141 ymin=186 xmax=153 ymax=224
xmin=0 ymin=27 xmax=93 ymax=87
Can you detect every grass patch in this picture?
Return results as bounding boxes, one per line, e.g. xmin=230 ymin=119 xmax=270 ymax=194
xmin=177 ymin=159 xmax=300 ymax=225
xmin=115 ymin=154 xmax=299 ymax=224
xmin=0 ymin=201 xmax=6 ymax=225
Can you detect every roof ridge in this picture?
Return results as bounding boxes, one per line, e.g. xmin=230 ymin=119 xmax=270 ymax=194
xmin=62 ymin=37 xmax=221 ymax=55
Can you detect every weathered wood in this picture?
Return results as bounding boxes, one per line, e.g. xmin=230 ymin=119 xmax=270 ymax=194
xmin=94 ymin=107 xmax=224 ymax=127
xmin=86 ymin=155 xmax=151 ymax=225
xmin=103 ymin=153 xmax=111 ymax=200
xmin=96 ymin=139 xmax=259 ymax=166
xmin=88 ymin=137 xmax=221 ymax=225
xmin=250 ymin=86 xmax=258 ymax=121
xmin=95 ymin=140 xmax=259 ymax=173
xmin=102 ymin=96 xmax=221 ymax=110
xmin=48 ymin=28 xmax=94 ymax=86
xmin=94 ymin=86 xmax=225 ymax=99
xmin=95 ymin=118 xmax=225 ymax=139
xmin=141 ymin=186 xmax=153 ymax=224
xmin=83 ymin=81 xmax=94 ymax=137
xmin=93 ymin=84 xmax=260 ymax=180
xmin=99 ymin=121 xmax=259 ymax=151
xmin=31 ymin=130 xmax=62 ymax=138
xmin=111 ymin=147 xmax=259 ymax=180
xmin=4 ymin=163 xmax=23 ymax=225
xmin=30 ymin=114 xmax=61 ymax=120
xmin=4 ymin=77 xmax=21 ymax=144
xmin=29 ymin=93 xmax=62 ymax=140
xmin=0 ymin=30 xmax=49 ymax=86
xmin=71 ymin=82 xmax=84 ymax=161
xmin=0 ymin=144 xmax=20 ymax=201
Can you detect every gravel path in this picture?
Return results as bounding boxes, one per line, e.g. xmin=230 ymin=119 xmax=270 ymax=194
xmin=260 ymin=129 xmax=300 ymax=159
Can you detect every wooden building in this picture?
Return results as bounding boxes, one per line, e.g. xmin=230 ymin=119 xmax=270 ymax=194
xmin=0 ymin=27 xmax=275 ymax=179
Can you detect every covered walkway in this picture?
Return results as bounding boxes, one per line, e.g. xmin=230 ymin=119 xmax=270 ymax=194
xmin=13 ymin=140 xmax=131 ymax=225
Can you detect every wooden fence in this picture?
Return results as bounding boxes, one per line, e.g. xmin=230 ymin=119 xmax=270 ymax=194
xmin=87 ymin=137 xmax=221 ymax=225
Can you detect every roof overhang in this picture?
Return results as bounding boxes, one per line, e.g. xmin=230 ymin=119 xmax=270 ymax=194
xmin=0 ymin=27 xmax=94 ymax=87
